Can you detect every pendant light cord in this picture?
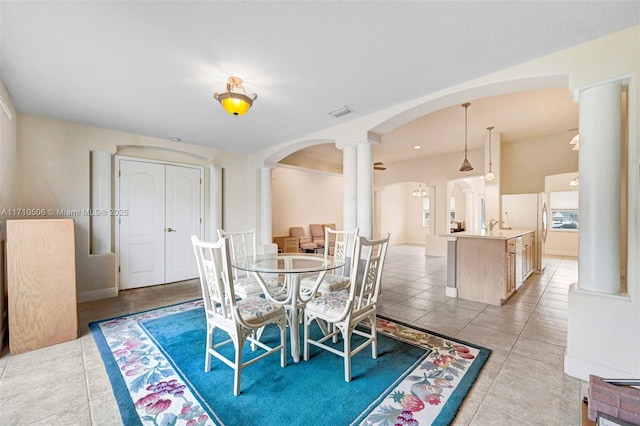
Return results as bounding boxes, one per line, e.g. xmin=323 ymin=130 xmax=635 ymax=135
xmin=464 ymin=105 xmax=469 ymax=156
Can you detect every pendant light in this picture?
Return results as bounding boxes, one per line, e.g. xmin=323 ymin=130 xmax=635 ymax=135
xmin=412 ymin=183 xmax=428 ymax=197
xmin=485 ymin=126 xmax=495 ymax=181
xmin=459 ymin=103 xmax=474 ymax=172
xmin=214 ymin=76 xmax=257 ymax=116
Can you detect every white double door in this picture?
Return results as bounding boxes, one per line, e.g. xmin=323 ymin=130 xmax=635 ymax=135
xmin=118 ymin=159 xmax=203 ymax=290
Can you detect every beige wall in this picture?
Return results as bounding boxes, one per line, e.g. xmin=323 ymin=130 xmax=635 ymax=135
xmin=0 ymin=82 xmax=17 ymax=350
xmin=271 ymin=166 xmax=343 ymax=238
xmin=502 ymin=133 xmax=579 ymax=194
xmin=0 ymin=83 xmax=17 ymax=214
xmin=379 ymin=183 xmax=406 ymax=244
xmin=15 ymin=114 xmax=247 ymax=299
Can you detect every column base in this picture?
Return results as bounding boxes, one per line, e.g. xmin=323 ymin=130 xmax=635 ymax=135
xmin=445 ymin=287 xmax=458 ymax=298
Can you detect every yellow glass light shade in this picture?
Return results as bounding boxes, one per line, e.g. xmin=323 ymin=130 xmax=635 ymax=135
xmin=485 ymin=171 xmax=495 ymax=181
xmin=213 ymin=76 xmax=257 ymax=116
xmin=219 ymin=93 xmax=253 ymax=116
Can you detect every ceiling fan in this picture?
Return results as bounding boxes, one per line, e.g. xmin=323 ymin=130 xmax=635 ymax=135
xmin=374 ymin=162 xmax=387 ymax=171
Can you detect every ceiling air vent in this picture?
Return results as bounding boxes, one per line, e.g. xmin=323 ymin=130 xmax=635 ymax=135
xmin=328 ymin=106 xmax=354 ymax=118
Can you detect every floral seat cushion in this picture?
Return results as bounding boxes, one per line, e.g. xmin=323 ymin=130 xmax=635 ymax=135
xmin=304 ymin=289 xmax=350 ymax=317
xmin=235 ymin=296 xmax=284 ymax=325
xmin=234 ymin=276 xmax=282 ymax=297
xmin=300 ymin=273 xmax=349 ymax=293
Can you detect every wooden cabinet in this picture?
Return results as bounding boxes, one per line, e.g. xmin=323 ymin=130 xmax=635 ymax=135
xmin=521 ymin=232 xmax=535 ymax=281
xmin=273 ymin=236 xmax=299 ymax=253
xmin=7 ymin=219 xmax=78 ymax=354
xmin=457 ymin=237 xmax=511 ymax=306
xmin=452 ymin=230 xmax=536 ymax=306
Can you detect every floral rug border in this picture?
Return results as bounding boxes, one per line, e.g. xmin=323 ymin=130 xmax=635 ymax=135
xmin=90 ymin=301 xmax=491 ymax=426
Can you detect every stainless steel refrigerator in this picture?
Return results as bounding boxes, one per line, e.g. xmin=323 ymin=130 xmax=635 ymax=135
xmin=501 ymin=192 xmax=548 ymax=272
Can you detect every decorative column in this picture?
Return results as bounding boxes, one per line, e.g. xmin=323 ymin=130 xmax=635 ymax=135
xmin=577 ymin=81 xmax=622 ymax=294
xmin=259 ymin=165 xmax=275 ymax=249
xmin=342 ymin=144 xmax=357 ymax=232
xmin=356 ymin=141 xmax=374 ymax=239
xmin=90 ymin=150 xmax=113 ymax=254
xmin=207 ymin=165 xmax=223 ymax=241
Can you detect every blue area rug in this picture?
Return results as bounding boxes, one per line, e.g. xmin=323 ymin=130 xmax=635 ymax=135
xmin=90 ymin=300 xmax=491 ymax=426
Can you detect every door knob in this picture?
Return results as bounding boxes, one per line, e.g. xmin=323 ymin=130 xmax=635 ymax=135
xmin=167 ymin=227 xmax=177 ymax=232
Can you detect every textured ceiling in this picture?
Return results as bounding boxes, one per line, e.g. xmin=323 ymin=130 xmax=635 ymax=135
xmin=1 ymin=1 xmax=638 ymax=164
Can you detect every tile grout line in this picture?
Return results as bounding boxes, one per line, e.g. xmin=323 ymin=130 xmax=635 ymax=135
xmin=80 ymin=336 xmax=96 ymax=425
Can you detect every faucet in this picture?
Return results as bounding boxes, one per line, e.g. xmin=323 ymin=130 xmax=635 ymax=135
xmin=488 ymin=218 xmax=503 ymax=231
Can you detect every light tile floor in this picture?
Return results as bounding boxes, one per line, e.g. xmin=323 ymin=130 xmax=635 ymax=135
xmin=0 ymin=245 xmax=582 ymax=425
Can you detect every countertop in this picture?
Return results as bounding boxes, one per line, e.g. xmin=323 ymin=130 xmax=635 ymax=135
xmin=441 ymin=228 xmax=535 ymax=240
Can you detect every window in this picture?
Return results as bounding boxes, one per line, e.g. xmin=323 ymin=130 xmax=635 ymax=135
xmin=550 ymin=191 xmax=579 ymax=231
xmin=551 ymin=210 xmax=579 ymax=229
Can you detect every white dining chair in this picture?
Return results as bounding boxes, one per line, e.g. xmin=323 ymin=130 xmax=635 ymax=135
xmin=300 ymin=227 xmax=359 ymax=294
xmin=191 ymin=235 xmax=287 ymax=396
xmin=303 ymin=233 xmax=390 ymax=382
xmin=217 ymin=228 xmax=284 ymax=298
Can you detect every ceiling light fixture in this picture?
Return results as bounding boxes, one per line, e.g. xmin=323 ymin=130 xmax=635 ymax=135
xmin=412 ymin=183 xmax=428 ymax=197
xmin=569 ymin=176 xmax=580 ymax=186
xmin=485 ymin=126 xmax=495 ymax=181
xmin=213 ymin=76 xmax=257 ymax=116
xmin=459 ymin=102 xmax=474 ymax=172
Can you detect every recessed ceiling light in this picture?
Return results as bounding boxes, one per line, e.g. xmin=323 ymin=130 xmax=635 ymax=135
xmin=169 ymin=137 xmax=182 ymax=142
xmin=413 ymin=145 xmax=421 ymax=150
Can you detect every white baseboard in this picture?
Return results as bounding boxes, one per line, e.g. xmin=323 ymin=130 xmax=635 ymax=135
xmin=445 ymin=287 xmax=458 ymax=298
xmin=77 ymin=287 xmax=118 ymax=303
xmin=564 ymin=353 xmax=639 ymax=381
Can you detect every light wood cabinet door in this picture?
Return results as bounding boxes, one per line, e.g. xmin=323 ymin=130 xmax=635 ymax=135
xmin=521 ymin=231 xmax=535 ymax=280
xmin=504 ymin=252 xmax=516 ymax=298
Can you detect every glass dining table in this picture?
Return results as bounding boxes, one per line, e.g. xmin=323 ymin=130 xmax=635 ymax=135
xmin=230 ymin=253 xmax=346 ymax=362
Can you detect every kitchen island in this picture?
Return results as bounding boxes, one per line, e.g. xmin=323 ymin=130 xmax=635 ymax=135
xmin=443 ymin=229 xmax=536 ymax=306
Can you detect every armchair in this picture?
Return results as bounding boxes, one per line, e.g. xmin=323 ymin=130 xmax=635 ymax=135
xmin=309 ymin=224 xmax=325 ymax=252
xmin=289 ymin=226 xmax=318 ymax=252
